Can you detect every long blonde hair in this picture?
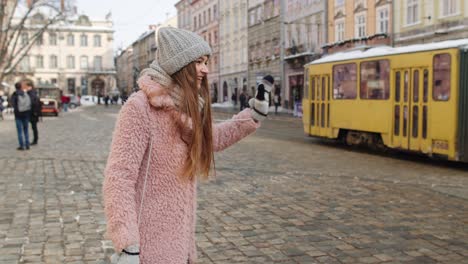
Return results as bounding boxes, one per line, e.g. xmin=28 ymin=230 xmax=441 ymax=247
xmin=171 ymin=61 xmax=214 ymax=182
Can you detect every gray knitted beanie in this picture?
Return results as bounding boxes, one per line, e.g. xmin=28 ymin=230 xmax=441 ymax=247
xmin=157 ymin=27 xmax=212 ymax=75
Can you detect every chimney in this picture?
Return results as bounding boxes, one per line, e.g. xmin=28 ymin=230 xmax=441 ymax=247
xmin=149 ymin=24 xmax=157 ymax=31
xmin=61 ymin=0 xmax=65 ymax=11
xmin=27 ymin=0 xmax=33 ymax=8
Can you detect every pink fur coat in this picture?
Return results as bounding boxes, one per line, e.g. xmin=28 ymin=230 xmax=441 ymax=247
xmin=103 ymin=75 xmax=259 ymax=263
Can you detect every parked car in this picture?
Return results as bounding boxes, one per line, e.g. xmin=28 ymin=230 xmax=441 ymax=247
xmin=40 ymin=98 xmax=59 ymax=116
xmin=80 ymin=95 xmax=99 ymax=106
xmin=67 ymin=94 xmax=81 ymax=109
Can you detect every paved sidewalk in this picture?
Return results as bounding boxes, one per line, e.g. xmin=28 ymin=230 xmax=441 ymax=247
xmin=0 ymin=105 xmax=467 ymax=264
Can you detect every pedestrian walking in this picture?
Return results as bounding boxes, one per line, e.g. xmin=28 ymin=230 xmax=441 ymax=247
xmin=274 ymin=93 xmax=281 ymax=115
xmin=0 ymin=95 xmax=4 ymax=121
xmin=61 ymin=92 xmax=69 ymax=112
xmin=103 ymin=27 xmax=271 ymax=264
xmin=11 ymin=82 xmax=31 ymax=150
xmin=23 ymin=79 xmax=41 ymax=145
xmin=239 ymin=90 xmax=247 ymax=111
xmin=104 ymin=95 xmax=110 ymax=107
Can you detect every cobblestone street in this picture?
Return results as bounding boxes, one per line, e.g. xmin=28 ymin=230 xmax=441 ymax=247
xmin=0 ymin=106 xmax=467 ymax=264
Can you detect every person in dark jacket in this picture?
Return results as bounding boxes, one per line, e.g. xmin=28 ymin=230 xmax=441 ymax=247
xmin=23 ymin=79 xmax=41 ymax=145
xmin=11 ymin=82 xmax=31 ymax=150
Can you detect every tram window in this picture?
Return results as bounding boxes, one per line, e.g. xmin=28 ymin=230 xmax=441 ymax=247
xmin=328 ymin=77 xmax=331 ymax=101
xmin=422 ymin=106 xmax=427 ymax=139
xmin=304 ymin=69 xmax=309 ymax=99
xmin=360 ymin=60 xmax=390 ymax=99
xmin=412 ymin=106 xmax=418 ymax=138
xmin=404 ymin=71 xmax=409 ymax=102
xmin=311 ymin=103 xmax=315 ymax=126
xmin=321 ymin=103 xmax=325 ymax=127
xmin=311 ymin=77 xmax=315 ymax=100
xmin=327 ymin=104 xmax=330 ymax=127
xmin=423 ymin=70 xmax=428 ymax=102
xmin=394 ymin=105 xmax=400 ymax=135
xmin=413 ymin=70 xmax=419 ymax=103
xmin=403 ymin=106 xmax=408 ymax=137
xmin=322 ymin=77 xmax=325 ymax=100
xmin=395 ymin=72 xmax=401 ymax=102
xmin=433 ymin=53 xmax=451 ymax=101
xmin=333 ymin=63 xmax=357 ymax=99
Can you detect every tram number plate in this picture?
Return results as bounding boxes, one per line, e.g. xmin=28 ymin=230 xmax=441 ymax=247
xmin=432 ymin=140 xmax=449 ymax=150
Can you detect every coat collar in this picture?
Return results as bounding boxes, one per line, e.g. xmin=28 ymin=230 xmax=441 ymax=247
xmin=137 ymin=74 xmax=176 ymax=110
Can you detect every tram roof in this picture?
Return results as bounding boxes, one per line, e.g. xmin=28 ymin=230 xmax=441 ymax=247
xmin=308 ymin=38 xmax=468 ymax=66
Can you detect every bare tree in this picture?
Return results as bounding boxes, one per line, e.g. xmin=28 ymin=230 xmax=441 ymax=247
xmin=0 ymin=0 xmax=73 ymax=88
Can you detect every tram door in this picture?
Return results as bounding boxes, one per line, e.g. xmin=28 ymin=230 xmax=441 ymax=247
xmin=310 ymin=75 xmax=331 ymax=137
xmin=392 ymin=68 xmax=430 ymax=151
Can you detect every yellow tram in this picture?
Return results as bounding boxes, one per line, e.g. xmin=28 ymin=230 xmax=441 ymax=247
xmin=302 ymin=39 xmax=468 ymax=162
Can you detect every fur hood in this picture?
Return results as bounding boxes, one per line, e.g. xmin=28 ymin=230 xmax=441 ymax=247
xmin=137 ymin=74 xmax=177 ymax=110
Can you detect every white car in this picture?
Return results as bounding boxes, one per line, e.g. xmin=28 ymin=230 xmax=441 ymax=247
xmin=80 ymin=95 xmax=99 ymax=106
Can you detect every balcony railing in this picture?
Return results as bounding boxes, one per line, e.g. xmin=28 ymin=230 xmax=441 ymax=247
xmin=86 ymin=67 xmax=117 ymax=74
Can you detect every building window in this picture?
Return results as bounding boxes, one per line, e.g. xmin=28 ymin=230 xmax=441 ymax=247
xmin=214 ymin=30 xmax=218 ymax=44
xmin=80 ymin=56 xmax=88 ymax=69
xmin=36 ymin=34 xmax=43 ymax=46
xmin=21 ymin=33 xmax=28 ymax=46
xmin=94 ymin=56 xmax=102 ymax=70
xmin=208 ymin=8 xmax=211 ymax=21
xmin=335 ymin=20 xmax=344 ymax=42
xmin=264 ymin=0 xmax=273 ymax=19
xmin=249 ymin=9 xmax=256 ymax=26
xmin=194 ymin=16 xmax=197 ymax=29
xmin=67 ymin=55 xmax=75 ymax=69
xmin=256 ymin=5 xmax=263 ymax=23
xmin=273 ymin=0 xmax=280 ymax=16
xmin=335 ymin=0 xmax=344 ymax=6
xmin=198 ymin=14 xmax=201 ymax=27
xmin=49 ymin=55 xmax=58 ymax=68
xmin=67 ymin=33 xmax=74 ymax=46
xmin=360 ymin=60 xmax=390 ymax=99
xmin=19 ymin=56 xmax=30 ymax=71
xmin=333 ymin=63 xmax=357 ymax=99
xmin=213 ymin=4 xmax=217 ymax=18
xmin=433 ymin=53 xmax=451 ymax=101
xmin=377 ymin=8 xmax=389 ymax=33
xmin=94 ymin=35 xmax=101 ymax=47
xmin=80 ymin=34 xmax=88 ymax=46
xmin=440 ymin=0 xmax=458 ymax=17
xmin=36 ymin=55 xmax=44 ymax=69
xmin=203 ymin=10 xmax=206 ymax=25
xmin=355 ymin=14 xmax=366 ymax=38
xmin=49 ymin=33 xmax=57 ymax=45
xmin=67 ymin=78 xmax=75 ymax=93
xmin=406 ymin=0 xmax=419 ymax=25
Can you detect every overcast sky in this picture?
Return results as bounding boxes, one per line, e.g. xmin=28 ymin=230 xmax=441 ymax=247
xmin=77 ymin=0 xmax=178 ymax=51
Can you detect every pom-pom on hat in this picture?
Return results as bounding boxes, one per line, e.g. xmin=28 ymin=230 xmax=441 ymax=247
xmin=156 ymin=27 xmax=212 ymax=75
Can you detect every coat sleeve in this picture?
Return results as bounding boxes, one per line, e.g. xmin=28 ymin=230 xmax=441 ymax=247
xmin=102 ymin=98 xmax=150 ymax=252
xmin=213 ymin=108 xmax=260 ymax=152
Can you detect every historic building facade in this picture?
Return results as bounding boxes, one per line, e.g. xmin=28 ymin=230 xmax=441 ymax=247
xmin=324 ymin=0 xmax=392 ymax=53
xmin=116 ymin=16 xmax=177 ymax=95
xmin=247 ymin=0 xmax=281 ymax=101
xmin=115 ymin=47 xmax=134 ymax=96
xmin=394 ymin=0 xmax=468 ymax=46
xmin=219 ymin=0 xmax=248 ymax=104
xmin=284 ymin=0 xmax=327 ymax=110
xmin=175 ymin=0 xmax=192 ymax=31
xmin=13 ymin=14 xmax=116 ymax=97
xmin=190 ymin=0 xmax=220 ymax=102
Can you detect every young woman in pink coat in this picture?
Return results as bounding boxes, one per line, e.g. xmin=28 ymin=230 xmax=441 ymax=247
xmin=103 ymin=27 xmax=271 ymax=264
